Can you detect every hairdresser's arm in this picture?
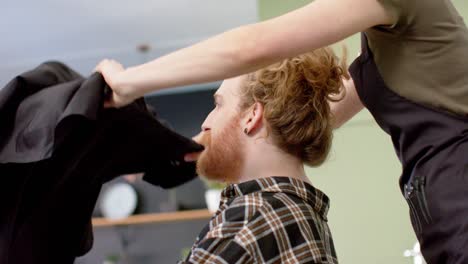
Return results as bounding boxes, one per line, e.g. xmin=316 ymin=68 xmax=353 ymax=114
xmin=331 ymin=76 xmax=365 ymax=129
xmin=96 ymin=0 xmax=393 ymax=107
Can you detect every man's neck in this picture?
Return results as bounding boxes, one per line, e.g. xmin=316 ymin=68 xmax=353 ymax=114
xmin=233 ymin=143 xmax=311 ymax=185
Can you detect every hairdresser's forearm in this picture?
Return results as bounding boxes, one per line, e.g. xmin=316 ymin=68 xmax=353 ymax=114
xmin=110 ymin=0 xmax=393 ymax=99
xmin=112 ymin=25 xmax=272 ymax=98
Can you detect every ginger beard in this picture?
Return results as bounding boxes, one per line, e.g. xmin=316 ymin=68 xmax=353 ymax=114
xmin=196 ymin=115 xmax=244 ymax=183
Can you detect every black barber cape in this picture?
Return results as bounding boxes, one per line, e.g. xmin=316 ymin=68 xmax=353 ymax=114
xmin=0 ymin=62 xmax=203 ymax=264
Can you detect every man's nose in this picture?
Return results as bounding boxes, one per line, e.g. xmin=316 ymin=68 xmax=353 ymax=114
xmin=201 ymin=118 xmax=211 ymax=132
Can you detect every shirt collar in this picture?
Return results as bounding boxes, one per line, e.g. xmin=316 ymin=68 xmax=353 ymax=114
xmin=221 ymin=176 xmax=330 ymax=220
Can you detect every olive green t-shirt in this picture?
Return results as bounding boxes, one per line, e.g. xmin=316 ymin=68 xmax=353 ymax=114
xmin=366 ymin=0 xmax=468 ymax=115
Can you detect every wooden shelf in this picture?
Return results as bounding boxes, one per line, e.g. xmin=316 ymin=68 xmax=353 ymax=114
xmin=92 ymin=209 xmax=212 ymax=227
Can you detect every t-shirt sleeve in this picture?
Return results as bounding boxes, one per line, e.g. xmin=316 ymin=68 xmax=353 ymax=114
xmin=377 ymin=0 xmax=409 ymax=31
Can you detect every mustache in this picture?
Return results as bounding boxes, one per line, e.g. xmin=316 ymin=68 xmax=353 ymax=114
xmin=194 ymin=131 xmax=211 ymax=148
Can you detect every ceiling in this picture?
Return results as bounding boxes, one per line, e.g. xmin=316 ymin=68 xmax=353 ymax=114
xmin=0 ymin=0 xmax=258 ymax=87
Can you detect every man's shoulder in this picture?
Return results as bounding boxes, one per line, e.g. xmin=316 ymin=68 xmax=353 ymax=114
xmin=226 ymin=191 xmax=319 ymax=223
xmin=218 ymin=192 xmax=337 ymax=263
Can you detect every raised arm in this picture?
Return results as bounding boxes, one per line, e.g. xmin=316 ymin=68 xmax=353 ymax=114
xmin=331 ymin=76 xmax=365 ymax=129
xmin=97 ymin=0 xmax=392 ymax=107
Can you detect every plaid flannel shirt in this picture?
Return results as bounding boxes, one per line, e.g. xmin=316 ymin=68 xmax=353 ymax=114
xmin=181 ymin=176 xmax=338 ymax=264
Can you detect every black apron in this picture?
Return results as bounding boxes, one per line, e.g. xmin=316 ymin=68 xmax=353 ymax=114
xmin=349 ymin=33 xmax=468 ymax=264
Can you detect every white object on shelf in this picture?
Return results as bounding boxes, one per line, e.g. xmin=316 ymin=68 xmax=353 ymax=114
xmin=404 ymin=242 xmax=427 ymax=264
xmin=100 ymin=182 xmax=138 ymax=220
xmin=205 ymin=189 xmax=222 ymax=213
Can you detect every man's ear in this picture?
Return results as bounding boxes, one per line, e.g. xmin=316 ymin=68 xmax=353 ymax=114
xmin=243 ymin=102 xmax=264 ymax=135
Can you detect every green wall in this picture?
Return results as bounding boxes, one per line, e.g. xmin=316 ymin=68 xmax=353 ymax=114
xmin=257 ymin=1 xmax=468 ymax=263
xmin=258 ymin=0 xmax=313 ymax=20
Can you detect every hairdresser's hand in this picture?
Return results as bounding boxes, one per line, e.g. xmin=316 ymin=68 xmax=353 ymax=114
xmin=184 ymin=132 xmax=204 ymax=162
xmin=95 ymin=59 xmax=136 ymax=108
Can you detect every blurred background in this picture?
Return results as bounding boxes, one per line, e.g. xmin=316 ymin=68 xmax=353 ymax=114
xmin=1 ymin=0 xmax=467 ymax=263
